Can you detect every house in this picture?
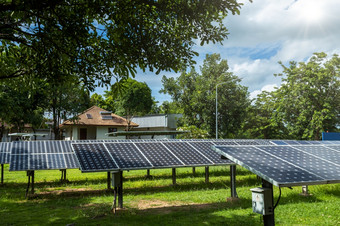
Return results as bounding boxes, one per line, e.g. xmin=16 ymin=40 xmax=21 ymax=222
xmin=0 ymin=122 xmax=52 ymax=142
xmin=131 ymin=114 xmax=182 ymax=139
xmin=60 ymin=106 xmax=138 ymax=140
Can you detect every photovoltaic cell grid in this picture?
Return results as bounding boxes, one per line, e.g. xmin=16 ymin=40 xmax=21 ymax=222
xmin=73 ymin=140 xmax=238 ymax=172
xmin=9 ymin=141 xmax=78 ymax=171
xmin=213 ymin=145 xmax=340 ymax=187
xmin=0 ymin=142 xmax=12 ymax=164
xmin=72 ymin=143 xmax=118 ymax=172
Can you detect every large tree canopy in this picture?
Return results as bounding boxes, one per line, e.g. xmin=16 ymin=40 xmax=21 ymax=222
xmin=161 ymin=53 xmax=250 ymax=138
xmin=244 ymin=52 xmax=340 ymax=140
xmin=1 ymin=0 xmax=246 ymax=89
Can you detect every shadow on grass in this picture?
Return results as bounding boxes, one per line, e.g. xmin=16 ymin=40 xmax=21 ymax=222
xmin=125 ymin=167 xmax=254 ymax=181
xmin=0 ymin=197 xmax=261 ymax=226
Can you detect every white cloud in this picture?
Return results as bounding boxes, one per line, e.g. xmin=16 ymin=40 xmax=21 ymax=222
xmin=94 ymin=0 xmax=340 ymax=104
xmin=249 ymin=84 xmax=278 ymax=100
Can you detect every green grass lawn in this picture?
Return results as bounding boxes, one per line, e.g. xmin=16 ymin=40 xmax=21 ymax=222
xmin=0 ymin=164 xmax=339 ymax=225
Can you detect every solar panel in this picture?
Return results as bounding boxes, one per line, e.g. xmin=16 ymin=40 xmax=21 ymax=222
xmin=72 ymin=143 xmax=118 ymax=172
xmin=10 ymin=154 xmax=29 ymax=171
xmin=162 ymin=142 xmax=213 ymax=165
xmin=0 ymin=142 xmax=12 ymax=164
xmin=30 ymin=154 xmax=48 ymax=170
xmin=213 ymin=141 xmax=238 ymax=145
xmin=214 ymin=145 xmax=340 ymax=187
xmin=11 ymin=142 xmax=29 ymax=154
xmin=105 ymin=142 xmax=152 ymax=169
xmin=260 ymin=146 xmax=340 ymax=179
xmin=9 ymin=141 xmax=79 ymax=171
xmin=134 ymin=142 xmax=184 ymax=167
xmin=188 ymin=141 xmax=231 ymax=164
xmin=292 ymin=145 xmax=340 ymax=162
xmin=271 ymin=140 xmax=288 ymax=145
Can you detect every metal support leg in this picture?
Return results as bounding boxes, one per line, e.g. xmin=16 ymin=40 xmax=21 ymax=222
xmin=64 ymin=169 xmax=67 ymax=181
xmin=262 ymin=179 xmax=275 ymax=226
xmin=192 ymin=167 xmax=196 ymax=175
xmin=60 ymin=169 xmax=68 ymax=182
xmin=172 ymin=168 xmax=176 ymax=185
xmin=205 ymin=166 xmax=209 ymax=183
xmin=230 ymin=165 xmax=238 ymax=198
xmin=111 ymin=187 xmax=118 ymax=213
xmin=25 ymin=171 xmax=31 ymax=198
xmin=31 ymin=171 xmax=35 ymax=195
xmin=1 ymin=164 xmax=3 ymax=185
xmin=107 ymin=172 xmax=111 ymax=190
xmin=118 ymin=171 xmax=123 ymax=208
xmin=146 ymin=169 xmax=151 ymax=178
xmin=300 ymin=185 xmax=311 ymax=196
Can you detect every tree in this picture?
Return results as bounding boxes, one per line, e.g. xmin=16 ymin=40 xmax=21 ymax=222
xmin=159 ymin=101 xmax=183 ymax=114
xmin=0 ymin=76 xmax=46 ymax=133
xmin=1 ymin=0 xmax=246 ymax=89
xmin=105 ymin=78 xmax=153 ymax=130
xmin=45 ymin=75 xmax=92 ymax=140
xmin=272 ymin=53 xmax=340 ymax=140
xmin=161 ymin=53 xmax=250 ymax=138
xmin=241 ymin=91 xmax=287 ymax=139
xmin=176 ymin=125 xmax=209 ymax=139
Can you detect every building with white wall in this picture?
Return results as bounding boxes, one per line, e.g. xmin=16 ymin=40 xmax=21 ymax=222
xmin=60 ymin=106 xmax=138 ymax=140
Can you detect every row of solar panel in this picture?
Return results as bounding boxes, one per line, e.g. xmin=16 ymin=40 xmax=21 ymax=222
xmin=72 ymin=141 xmax=234 ymax=172
xmin=1 ymin=139 xmax=340 ymax=171
xmin=214 ymin=145 xmax=340 ymax=187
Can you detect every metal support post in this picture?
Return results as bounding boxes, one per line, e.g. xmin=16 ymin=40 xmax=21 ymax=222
xmin=205 ymin=166 xmax=209 ymax=183
xmin=230 ymin=165 xmax=238 ymax=198
xmin=118 ymin=171 xmax=123 ymax=208
xmin=31 ymin=171 xmax=35 ymax=195
xmin=60 ymin=169 xmax=68 ymax=182
xmin=107 ymin=172 xmax=111 ymax=190
xmin=262 ymin=179 xmax=275 ymax=226
xmin=146 ymin=169 xmax=151 ymax=178
xmin=300 ymin=185 xmax=311 ymax=196
xmin=25 ymin=171 xmax=31 ymax=198
xmin=172 ymin=168 xmax=176 ymax=185
xmin=192 ymin=167 xmax=196 ymax=175
xmin=1 ymin=164 xmax=3 ymax=185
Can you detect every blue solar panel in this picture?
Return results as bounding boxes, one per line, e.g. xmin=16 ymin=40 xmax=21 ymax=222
xmin=134 ymin=142 xmax=184 ymax=167
xmin=10 ymin=141 xmax=79 ymax=171
xmin=0 ymin=142 xmax=12 ymax=164
xmin=162 ymin=142 xmax=213 ymax=165
xmin=72 ymin=143 xmax=118 ymax=172
xmin=214 ymin=145 xmax=340 ymax=187
xmin=188 ymin=141 xmax=231 ymax=164
xmin=105 ymin=142 xmax=152 ymax=169
xmin=11 ymin=142 xmax=29 ymax=154
xmin=9 ymin=154 xmax=29 ymax=171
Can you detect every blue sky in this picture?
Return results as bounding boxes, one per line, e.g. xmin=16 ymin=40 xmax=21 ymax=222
xmin=95 ymin=0 xmax=340 ymax=104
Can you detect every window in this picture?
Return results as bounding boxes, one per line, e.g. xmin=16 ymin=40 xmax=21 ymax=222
xmin=86 ymin=114 xmax=93 ymax=119
xmin=108 ymin=128 xmax=117 ymax=133
xmin=100 ymin=111 xmax=112 ymax=120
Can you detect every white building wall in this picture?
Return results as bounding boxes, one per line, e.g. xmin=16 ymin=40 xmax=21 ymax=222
xmin=96 ymin=126 xmax=125 ymax=140
xmin=72 ymin=127 xmax=79 ymax=140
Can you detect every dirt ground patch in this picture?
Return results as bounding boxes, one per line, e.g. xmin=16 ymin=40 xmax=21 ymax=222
xmin=133 ymin=199 xmax=192 ymax=210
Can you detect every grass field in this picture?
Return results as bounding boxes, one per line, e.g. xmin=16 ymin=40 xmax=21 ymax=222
xmin=0 ymin=164 xmax=339 ymax=225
